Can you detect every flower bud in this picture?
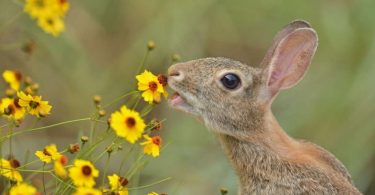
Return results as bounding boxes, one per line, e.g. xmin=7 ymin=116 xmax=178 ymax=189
xmin=80 ymin=136 xmax=89 ymax=143
xmin=69 ymin=143 xmax=80 ymax=154
xmin=172 ymin=54 xmax=181 ymax=63
xmin=98 ymin=110 xmax=106 ymax=117
xmin=93 ymin=95 xmax=102 ymax=105
xmin=147 ymin=40 xmax=156 ymax=50
xmin=220 ymin=188 xmax=228 ymax=195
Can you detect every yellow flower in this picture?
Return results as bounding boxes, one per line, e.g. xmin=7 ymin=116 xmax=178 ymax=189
xmin=136 ymin=70 xmax=168 ymax=104
xmin=148 ymin=192 xmax=159 ymax=195
xmin=110 ymin=106 xmax=146 ymax=143
xmin=141 ymin=135 xmax=162 ymax=157
xmin=18 ymin=91 xmax=52 ymax=117
xmin=0 ymin=98 xmax=26 ymax=120
xmin=54 ymin=155 xmax=68 ymax=178
xmin=24 ymin=0 xmax=57 ymax=19
xmin=3 ymin=70 xmax=22 ymax=91
xmin=108 ymin=174 xmax=129 ymax=194
xmin=35 ymin=144 xmax=61 ymax=163
xmin=69 ymin=160 xmax=99 ymax=187
xmin=37 ymin=14 xmax=65 ymax=37
xmin=0 ymin=159 xmax=23 ymax=182
xmin=73 ymin=187 xmax=102 ymax=195
xmin=9 ymin=183 xmax=37 ymax=195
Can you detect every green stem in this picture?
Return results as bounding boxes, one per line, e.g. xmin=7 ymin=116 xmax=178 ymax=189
xmin=118 ymin=145 xmax=135 ymax=174
xmin=101 ymin=153 xmax=111 ymax=187
xmin=43 ymin=163 xmax=47 ymax=195
xmin=102 ymin=91 xmax=138 ymax=108
xmin=128 ymin=177 xmax=172 ymax=190
xmin=136 ymin=49 xmax=150 ymax=75
xmin=0 ymin=117 xmax=91 ymax=142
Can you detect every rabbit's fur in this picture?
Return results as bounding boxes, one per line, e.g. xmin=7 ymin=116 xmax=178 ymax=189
xmin=167 ymin=20 xmax=361 ymax=195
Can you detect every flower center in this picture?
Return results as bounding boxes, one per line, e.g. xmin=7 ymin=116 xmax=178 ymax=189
xmin=152 ymin=136 xmax=162 ymax=146
xmin=119 ymin=176 xmax=129 ymax=186
xmin=14 ymin=71 xmax=22 ymax=81
xmin=60 ymin=155 xmax=68 ymax=165
xmin=148 ymin=81 xmax=158 ymax=92
xmin=43 ymin=148 xmax=51 ymax=156
xmin=13 ymin=98 xmax=21 ymax=108
xmin=125 ymin=117 xmax=136 ymax=128
xmin=81 ymin=165 xmax=92 ymax=176
xmin=29 ymin=101 xmax=39 ymax=109
xmin=10 ymin=159 xmax=20 ymax=168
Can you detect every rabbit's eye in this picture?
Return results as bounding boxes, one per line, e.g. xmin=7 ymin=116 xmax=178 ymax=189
xmin=221 ymin=73 xmax=241 ymax=90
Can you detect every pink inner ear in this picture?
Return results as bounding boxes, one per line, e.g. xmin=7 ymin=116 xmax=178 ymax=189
xmin=267 ymin=32 xmax=316 ymax=90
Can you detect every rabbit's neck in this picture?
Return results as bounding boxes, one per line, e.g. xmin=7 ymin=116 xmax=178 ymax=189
xmin=217 ymin=111 xmax=299 ymax=192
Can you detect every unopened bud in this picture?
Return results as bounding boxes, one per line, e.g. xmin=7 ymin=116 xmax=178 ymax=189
xmin=80 ymin=136 xmax=89 ymax=143
xmin=157 ymin=75 xmax=168 ymax=87
xmin=69 ymin=143 xmax=80 ymax=154
xmin=93 ymin=95 xmax=101 ymax=105
xmin=106 ymin=145 xmax=114 ymax=154
xmin=150 ymin=119 xmax=162 ymax=131
xmin=220 ymin=188 xmax=228 ymax=195
xmin=147 ymin=41 xmax=156 ymax=50
xmin=98 ymin=110 xmax=106 ymax=117
xmin=172 ymin=54 xmax=181 ymax=62
xmin=25 ymin=76 xmax=33 ymax=86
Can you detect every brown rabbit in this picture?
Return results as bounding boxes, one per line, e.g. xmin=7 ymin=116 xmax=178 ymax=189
xmin=167 ymin=20 xmax=361 ymax=195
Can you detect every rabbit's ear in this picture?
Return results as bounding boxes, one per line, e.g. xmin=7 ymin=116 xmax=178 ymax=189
xmin=263 ymin=27 xmax=318 ymax=98
xmin=260 ymin=20 xmax=312 ymax=68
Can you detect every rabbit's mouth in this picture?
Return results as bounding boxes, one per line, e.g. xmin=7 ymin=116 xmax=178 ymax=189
xmin=168 ymin=91 xmax=197 ymax=115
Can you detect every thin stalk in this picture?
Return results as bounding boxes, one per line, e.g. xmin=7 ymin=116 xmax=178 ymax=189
xmin=42 ymin=163 xmax=47 ymax=195
xmin=128 ymin=177 xmax=172 ymax=190
xmin=0 ymin=117 xmax=91 ymax=142
xmin=103 ymin=91 xmax=138 ymax=108
xmin=101 ymin=153 xmax=111 ymax=186
xmin=136 ymin=49 xmax=150 ymax=75
xmin=118 ymin=145 xmax=135 ymax=174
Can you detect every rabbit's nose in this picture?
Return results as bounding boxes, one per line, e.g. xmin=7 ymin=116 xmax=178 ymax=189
xmin=168 ymin=66 xmax=184 ymax=81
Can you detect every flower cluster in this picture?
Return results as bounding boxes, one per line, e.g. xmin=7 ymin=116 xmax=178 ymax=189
xmin=1 ymin=66 xmax=168 ymax=194
xmin=0 ymin=70 xmax=52 ymax=121
xmin=24 ymin=0 xmax=70 ymax=37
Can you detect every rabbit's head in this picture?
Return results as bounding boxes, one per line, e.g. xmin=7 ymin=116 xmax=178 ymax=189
xmin=168 ymin=20 xmax=318 ymax=138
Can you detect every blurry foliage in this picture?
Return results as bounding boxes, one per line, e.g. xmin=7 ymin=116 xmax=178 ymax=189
xmin=0 ymin=0 xmax=374 ymax=194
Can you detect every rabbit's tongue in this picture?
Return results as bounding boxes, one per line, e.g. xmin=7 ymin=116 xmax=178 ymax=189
xmin=170 ymin=92 xmax=184 ymax=106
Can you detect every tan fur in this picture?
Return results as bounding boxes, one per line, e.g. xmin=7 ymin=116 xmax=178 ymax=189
xmin=168 ymin=20 xmax=361 ymax=194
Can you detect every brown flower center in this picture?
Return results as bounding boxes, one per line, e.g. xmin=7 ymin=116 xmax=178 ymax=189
xmin=157 ymin=75 xmax=168 ymax=86
xmin=152 ymin=136 xmax=162 ymax=146
xmin=29 ymin=101 xmax=39 ymax=109
xmin=14 ymin=71 xmax=22 ymax=81
xmin=148 ymin=81 xmax=158 ymax=92
xmin=43 ymin=148 xmax=51 ymax=156
xmin=13 ymin=98 xmax=21 ymax=108
xmin=119 ymin=176 xmax=129 ymax=186
xmin=81 ymin=165 xmax=92 ymax=176
xmin=10 ymin=159 xmax=21 ymax=168
xmin=125 ymin=117 xmax=136 ymax=128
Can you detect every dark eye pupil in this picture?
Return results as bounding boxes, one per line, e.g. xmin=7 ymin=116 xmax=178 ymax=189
xmin=221 ymin=74 xmax=240 ymax=89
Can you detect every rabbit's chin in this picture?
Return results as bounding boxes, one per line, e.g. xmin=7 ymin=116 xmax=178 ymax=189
xmin=168 ymin=92 xmax=198 ymax=116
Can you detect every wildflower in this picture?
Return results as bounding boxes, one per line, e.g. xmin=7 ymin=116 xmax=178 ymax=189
xmin=9 ymin=183 xmax=37 ymax=195
xmin=69 ymin=160 xmax=99 ymax=187
xmin=110 ymin=106 xmax=146 ymax=143
xmin=73 ymin=187 xmax=102 ymax=195
xmin=0 ymin=98 xmax=26 ymax=120
xmin=0 ymin=159 xmax=23 ymax=182
xmin=35 ymin=144 xmax=61 ymax=163
xmin=54 ymin=155 xmax=68 ymax=178
xmin=3 ymin=70 xmax=22 ymax=91
xmin=17 ymin=91 xmax=52 ymax=117
xmin=108 ymin=174 xmax=128 ymax=190
xmin=141 ymin=135 xmax=162 ymax=157
xmin=37 ymin=14 xmax=65 ymax=37
xmin=136 ymin=70 xmax=168 ymax=104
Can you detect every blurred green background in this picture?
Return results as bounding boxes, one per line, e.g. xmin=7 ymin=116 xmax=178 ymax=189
xmin=1 ymin=0 xmax=374 ymax=194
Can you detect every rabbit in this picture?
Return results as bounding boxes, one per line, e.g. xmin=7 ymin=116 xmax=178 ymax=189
xmin=167 ymin=20 xmax=362 ymax=195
